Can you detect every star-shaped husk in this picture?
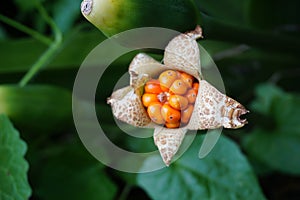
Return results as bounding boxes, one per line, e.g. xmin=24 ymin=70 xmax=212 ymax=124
xmin=107 ymin=26 xmax=248 ymax=166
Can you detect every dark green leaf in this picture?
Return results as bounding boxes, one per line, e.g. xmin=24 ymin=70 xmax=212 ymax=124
xmin=33 ymin=141 xmax=117 ymax=200
xmin=138 ymin=135 xmax=265 ymax=200
xmin=0 ymin=115 xmax=31 ymax=199
xmin=243 ymin=84 xmax=300 ymax=175
xmin=251 ymin=83 xmax=300 ymax=135
xmin=195 ymin=0 xmax=249 ymax=26
xmin=273 ymin=94 xmax=300 ymax=135
xmin=251 ymin=83 xmax=284 ymax=115
xmin=0 ymin=84 xmax=72 ymax=133
xmin=243 ymin=130 xmax=300 ymax=175
xmin=0 ymin=30 xmax=105 ymax=74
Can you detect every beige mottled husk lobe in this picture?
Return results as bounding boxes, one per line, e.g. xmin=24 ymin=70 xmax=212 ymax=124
xmin=164 ymin=25 xmax=202 ymax=79
xmin=153 ymin=127 xmax=187 ymax=166
xmin=107 ymin=26 xmax=248 ymax=166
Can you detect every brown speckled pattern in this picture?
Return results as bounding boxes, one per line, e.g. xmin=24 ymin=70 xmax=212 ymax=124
xmin=107 ymin=26 xmax=248 ymax=166
xmin=154 ymin=127 xmax=187 ymax=166
xmin=188 ymin=80 xmax=247 ymax=130
xmin=188 ymin=80 xmax=224 ymax=130
xmin=163 ymin=26 xmax=202 ymax=79
xmin=107 ymin=86 xmax=152 ymax=127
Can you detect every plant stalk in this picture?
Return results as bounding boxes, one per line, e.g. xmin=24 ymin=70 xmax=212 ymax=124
xmin=0 ymin=14 xmax=52 ymax=46
xmin=19 ymin=4 xmax=62 ymax=87
xmin=200 ymin=14 xmax=300 ymax=54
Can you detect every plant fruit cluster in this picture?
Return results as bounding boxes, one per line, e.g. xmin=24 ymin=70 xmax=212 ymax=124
xmin=142 ymin=70 xmax=199 ymax=128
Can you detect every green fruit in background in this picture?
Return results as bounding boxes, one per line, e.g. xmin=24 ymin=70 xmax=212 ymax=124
xmin=81 ymin=0 xmax=198 ymax=36
xmin=0 ymin=85 xmax=72 ymax=133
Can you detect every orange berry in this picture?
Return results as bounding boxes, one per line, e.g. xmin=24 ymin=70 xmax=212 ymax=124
xmin=144 ymin=79 xmax=163 ymax=94
xmin=161 ymin=104 xmax=181 ymax=123
xmin=181 ymin=105 xmax=194 ymax=124
xmin=169 ymin=79 xmax=188 ymax=95
xmin=142 ymin=93 xmax=159 ymax=107
xmin=147 ymin=102 xmax=165 ymax=124
xmin=165 ymin=122 xmax=180 ymax=129
xmin=192 ymin=82 xmax=199 ymax=92
xmin=186 ymin=89 xmax=197 ymax=104
xmin=159 ymin=70 xmax=178 ymax=91
xmin=180 ymin=72 xmax=194 ymax=88
xmin=169 ymin=95 xmax=188 ymax=110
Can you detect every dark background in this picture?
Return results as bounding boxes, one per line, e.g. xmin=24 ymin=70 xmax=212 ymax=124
xmin=0 ymin=0 xmax=300 ymax=199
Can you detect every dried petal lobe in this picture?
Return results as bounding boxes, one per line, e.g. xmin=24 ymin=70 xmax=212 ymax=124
xmin=188 ymin=80 xmax=248 ymax=130
xmin=129 ymin=53 xmax=167 ymax=90
xmin=164 ymin=26 xmax=203 ymax=79
xmin=153 ymin=127 xmax=187 ymax=166
xmin=107 ymin=86 xmax=152 ymax=127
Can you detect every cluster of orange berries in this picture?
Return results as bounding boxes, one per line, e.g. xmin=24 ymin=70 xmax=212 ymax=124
xmin=142 ymin=70 xmax=199 ymax=128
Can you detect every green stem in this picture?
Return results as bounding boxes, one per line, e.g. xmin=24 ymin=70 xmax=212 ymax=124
xmin=19 ymin=4 xmax=62 ymax=87
xmin=0 ymin=14 xmax=52 ymax=46
xmin=117 ymin=184 xmax=132 ymax=200
xmin=18 ymin=42 xmax=60 ymax=87
xmin=200 ymin=14 xmax=300 ymax=54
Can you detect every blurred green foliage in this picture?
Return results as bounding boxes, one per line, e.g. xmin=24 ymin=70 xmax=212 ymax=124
xmin=0 ymin=115 xmax=31 ymax=200
xmin=138 ymin=135 xmax=265 ymax=200
xmin=243 ymin=84 xmax=300 ymax=175
xmin=0 ymin=0 xmax=300 ymax=199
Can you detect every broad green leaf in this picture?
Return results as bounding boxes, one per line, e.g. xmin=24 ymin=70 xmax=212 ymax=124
xmin=272 ymin=94 xmax=300 ymax=135
xmin=0 ymin=30 xmax=105 ymax=73
xmin=243 ymin=130 xmax=300 ymax=175
xmin=251 ymin=83 xmax=284 ymax=115
xmin=243 ymin=84 xmax=300 ymax=175
xmin=251 ymin=83 xmax=300 ymax=135
xmin=138 ymin=135 xmax=265 ymax=200
xmin=195 ymin=0 xmax=249 ymax=26
xmin=0 ymin=84 xmax=72 ymax=133
xmin=33 ymin=140 xmax=117 ymax=200
xmin=0 ymin=115 xmax=31 ymax=199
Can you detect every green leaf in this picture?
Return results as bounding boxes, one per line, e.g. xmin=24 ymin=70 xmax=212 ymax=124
xmin=33 ymin=141 xmax=117 ymax=200
xmin=251 ymin=83 xmax=284 ymax=115
xmin=243 ymin=84 xmax=300 ymax=175
xmin=0 ymin=84 xmax=72 ymax=134
xmin=137 ymin=135 xmax=265 ymax=200
xmin=0 ymin=115 xmax=31 ymax=200
xmin=251 ymin=83 xmax=300 ymax=135
xmin=243 ymin=130 xmax=300 ymax=175
xmin=195 ymin=0 xmax=249 ymax=26
xmin=0 ymin=30 xmax=105 ymax=74
xmin=272 ymin=94 xmax=300 ymax=135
